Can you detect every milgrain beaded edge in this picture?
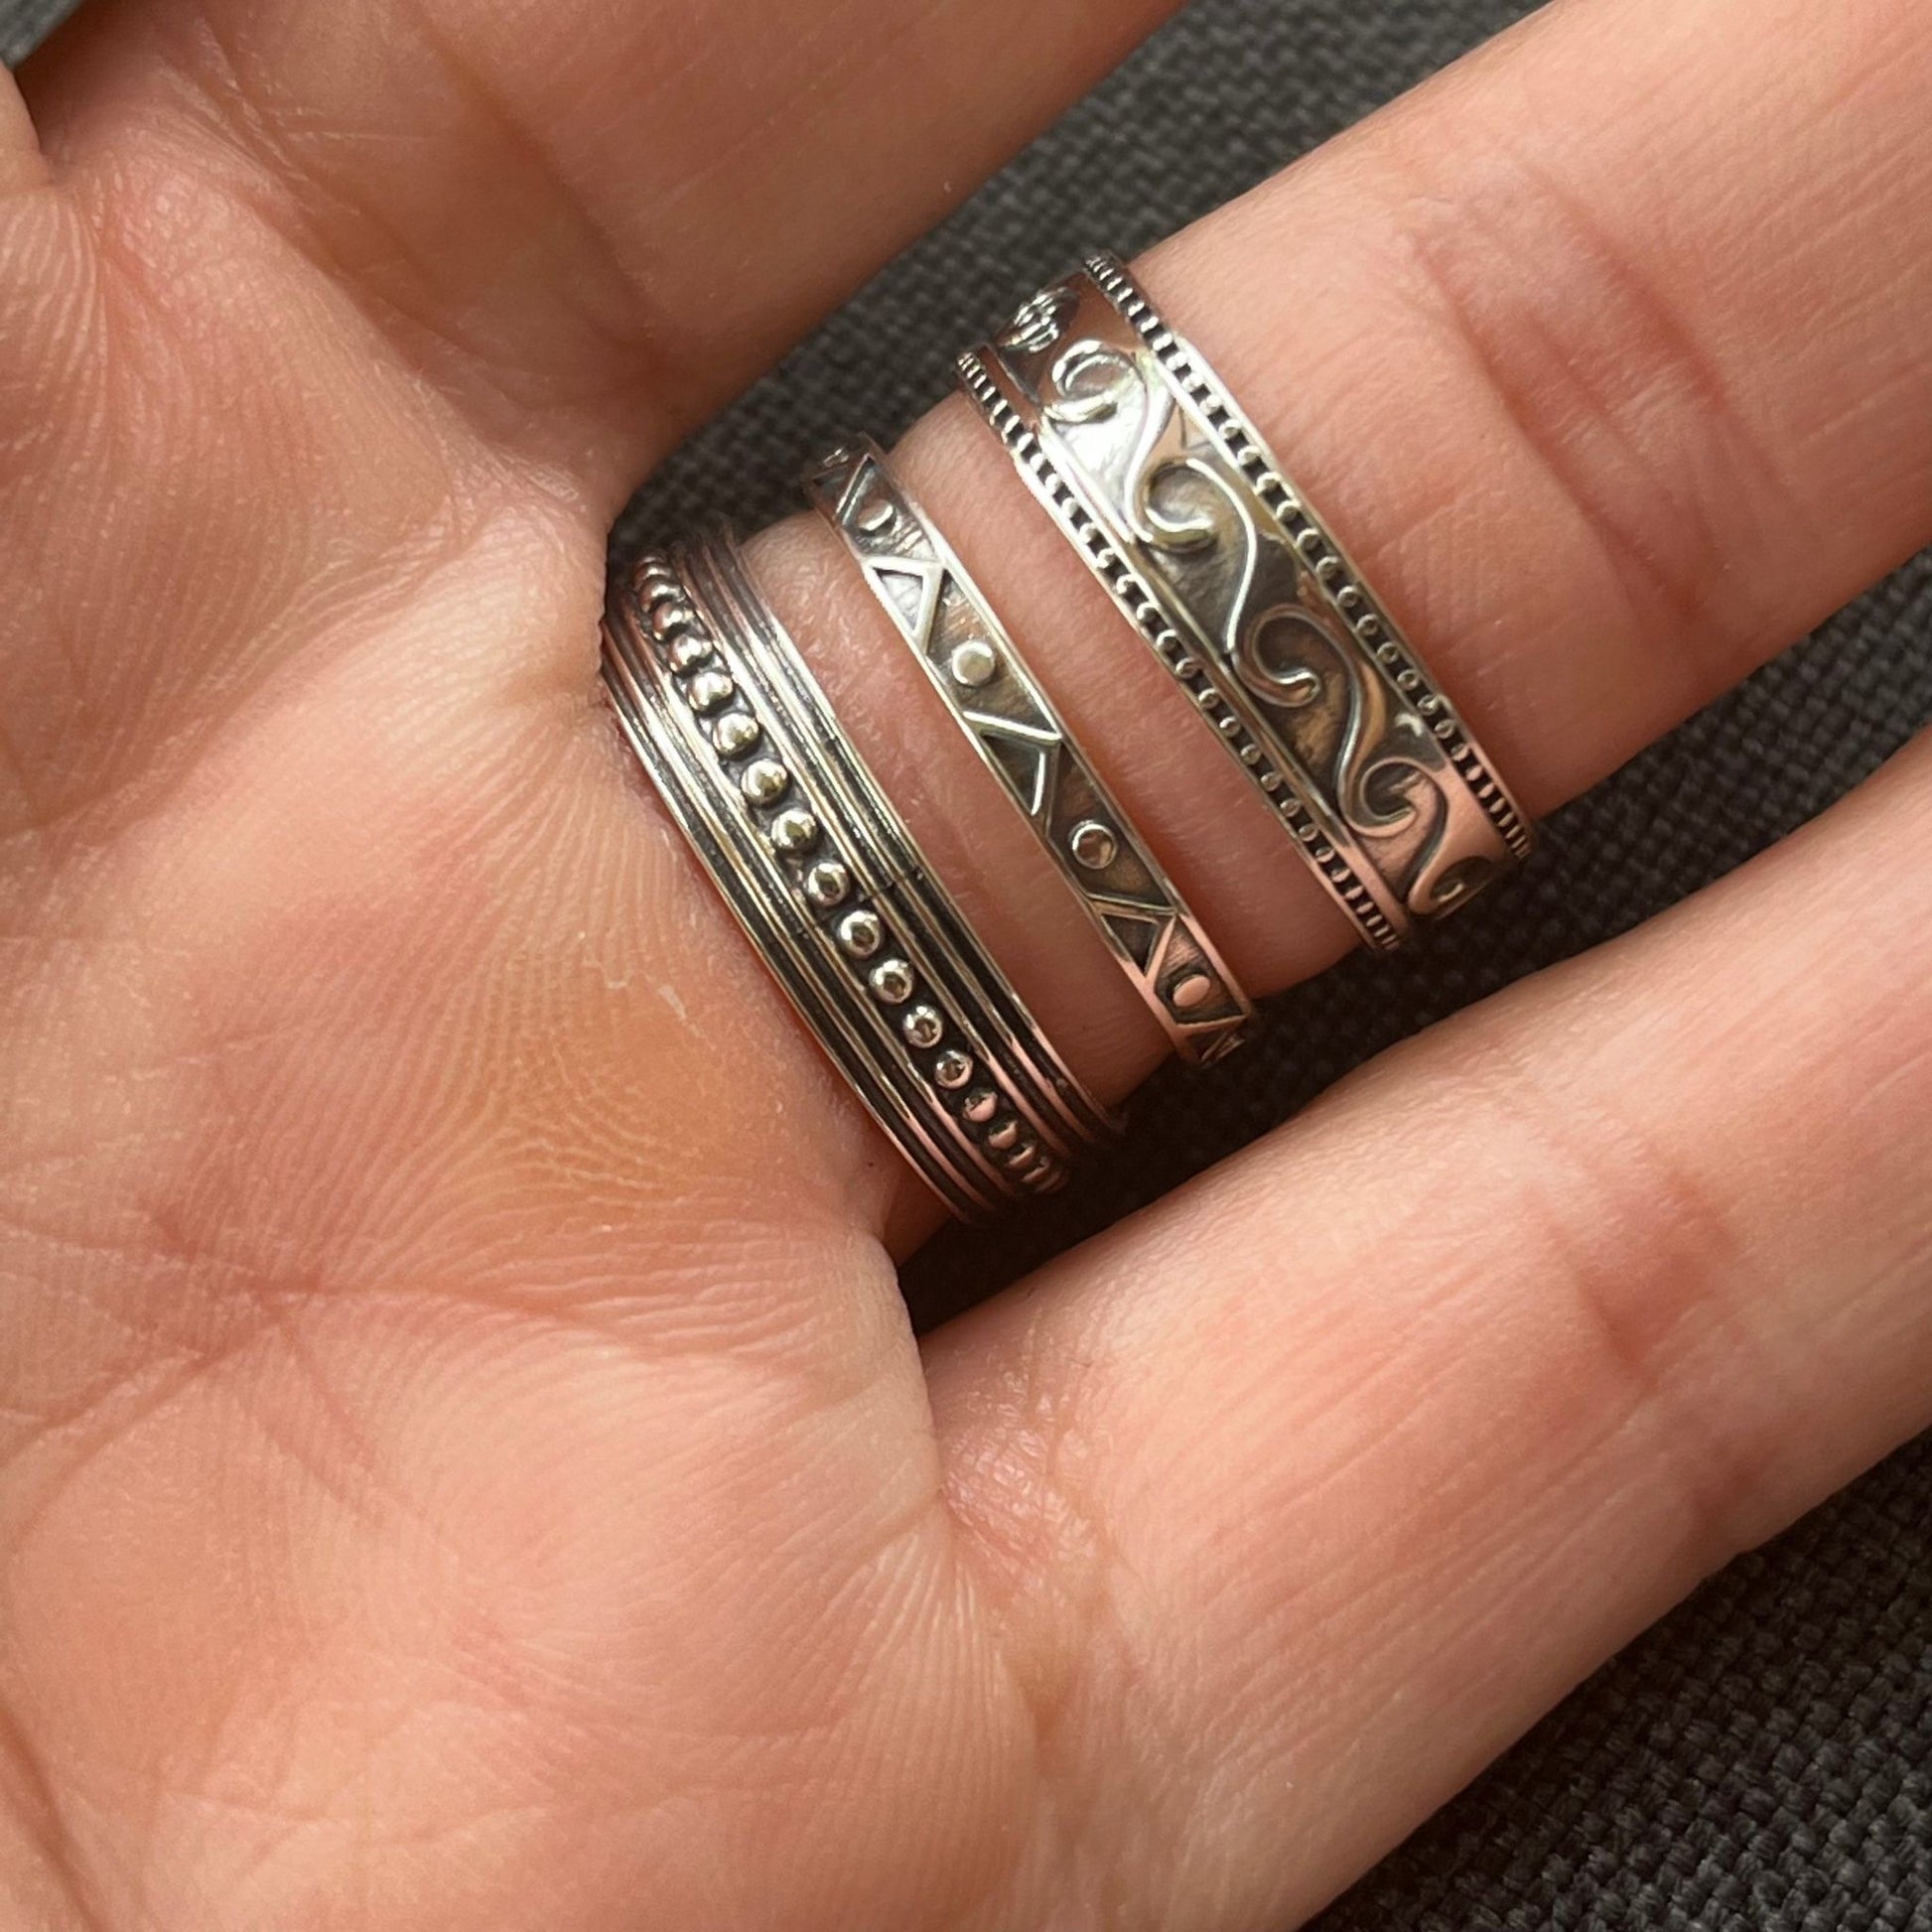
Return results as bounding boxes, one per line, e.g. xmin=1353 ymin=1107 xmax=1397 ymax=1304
xmin=607 ymin=546 xmax=1091 ymax=1213
xmin=1082 ymin=250 xmax=1534 ymax=867
xmin=642 ymin=549 xmax=1075 ymax=1196
xmin=602 ymin=598 xmax=1002 ymax=1218
xmin=956 ymin=348 xmax=1407 ymax=953
xmin=692 ymin=529 xmax=1120 ymax=1159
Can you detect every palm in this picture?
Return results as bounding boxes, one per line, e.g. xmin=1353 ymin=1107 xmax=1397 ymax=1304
xmin=3 ymin=0 xmax=1931 ymax=1927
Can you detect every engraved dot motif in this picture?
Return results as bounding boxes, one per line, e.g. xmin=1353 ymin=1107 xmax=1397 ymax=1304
xmin=948 ymin=640 xmax=999 ymax=689
xmin=901 ymin=1005 xmax=945 ymax=1049
xmin=1000 ymin=1136 xmax=1040 ymax=1172
xmin=869 ymin=958 xmax=915 ymax=1006
xmin=804 ymin=861 xmax=851 ymax=910
xmin=741 ymin=759 xmax=790 ymax=805
xmin=769 ymin=807 xmax=819 ymax=854
xmin=934 ymin=1050 xmax=975 ymax=1091
xmin=837 ymin=909 xmax=883 ymax=958
xmin=667 ymin=632 xmax=716 ymax=674
xmin=685 ymin=671 xmax=736 ymax=714
xmin=712 ymin=712 xmax=760 ymax=758
xmin=961 ymin=1085 xmax=998 ymax=1122
xmin=1171 ymin=972 xmax=1215 ymax=1012
xmin=985 ymin=1119 xmax=1021 ymax=1152
xmin=1068 ymin=820 xmax=1118 ymax=872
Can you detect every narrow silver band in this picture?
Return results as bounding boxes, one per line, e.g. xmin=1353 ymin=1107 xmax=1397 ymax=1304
xmin=602 ymin=523 xmax=1115 ymax=1217
xmin=958 ymin=251 xmax=1532 ymax=950
xmin=803 ymin=437 xmax=1257 ymax=1066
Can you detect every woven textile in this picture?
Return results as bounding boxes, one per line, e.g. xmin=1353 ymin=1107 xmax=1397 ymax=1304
xmin=7 ymin=0 xmax=1929 ymax=1925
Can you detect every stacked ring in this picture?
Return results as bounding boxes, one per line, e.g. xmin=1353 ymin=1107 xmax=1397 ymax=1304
xmin=803 ymin=436 xmax=1256 ymax=1065
xmin=602 ymin=522 xmax=1116 ymax=1219
xmin=958 ymin=250 xmax=1532 ymax=948
xmin=602 ymin=248 xmax=1539 ymax=1216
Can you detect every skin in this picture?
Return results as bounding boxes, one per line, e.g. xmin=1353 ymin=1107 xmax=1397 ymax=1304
xmin=0 ymin=0 xmax=1930 ymax=1923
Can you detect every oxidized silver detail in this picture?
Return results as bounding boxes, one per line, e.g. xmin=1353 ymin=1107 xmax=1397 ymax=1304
xmin=803 ymin=436 xmax=1257 ymax=1066
xmin=804 ymin=860 xmax=852 ymax=909
xmin=601 ymin=524 xmax=1114 ymax=1219
xmin=870 ymin=958 xmax=916 ymax=1005
xmin=740 ymin=758 xmax=790 ymax=805
xmin=958 ymin=251 xmax=1533 ymax=949
xmin=838 ymin=908 xmax=883 ymax=958
xmin=902 ymin=1004 xmax=946 ymax=1049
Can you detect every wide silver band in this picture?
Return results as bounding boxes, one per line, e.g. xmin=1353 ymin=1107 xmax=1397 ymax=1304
xmin=958 ymin=250 xmax=1532 ymax=950
xmin=803 ymin=437 xmax=1257 ymax=1066
xmin=602 ymin=523 xmax=1115 ymax=1218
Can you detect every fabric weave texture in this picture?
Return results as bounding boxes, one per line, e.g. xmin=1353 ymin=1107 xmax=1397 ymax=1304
xmin=7 ymin=0 xmax=1929 ymax=1925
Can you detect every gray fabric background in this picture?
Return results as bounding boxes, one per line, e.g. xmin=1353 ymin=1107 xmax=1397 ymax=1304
xmin=9 ymin=0 xmax=1930 ymax=1925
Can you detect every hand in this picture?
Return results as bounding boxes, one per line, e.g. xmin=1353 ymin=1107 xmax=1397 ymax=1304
xmin=2 ymin=0 xmax=1928 ymax=1924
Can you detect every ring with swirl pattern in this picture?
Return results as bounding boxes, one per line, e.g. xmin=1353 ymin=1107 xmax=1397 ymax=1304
xmin=958 ymin=252 xmax=1532 ymax=948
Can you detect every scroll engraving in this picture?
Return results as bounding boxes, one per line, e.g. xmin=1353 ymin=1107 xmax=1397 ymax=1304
xmin=1024 ymin=307 xmax=1494 ymax=923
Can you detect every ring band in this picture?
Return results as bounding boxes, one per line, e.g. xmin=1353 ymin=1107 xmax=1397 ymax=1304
xmin=958 ymin=250 xmax=1532 ymax=949
xmin=602 ymin=523 xmax=1115 ymax=1218
xmin=803 ymin=437 xmax=1257 ymax=1066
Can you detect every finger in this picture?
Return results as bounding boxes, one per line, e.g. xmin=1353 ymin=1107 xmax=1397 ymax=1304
xmin=921 ymin=724 xmax=1932 ymax=1932
xmin=746 ymin=0 xmax=1932 ymax=1106
xmin=18 ymin=0 xmax=1182 ymax=489
xmin=0 ymin=59 xmax=43 ymax=194
xmin=13 ymin=0 xmax=1929 ymax=1282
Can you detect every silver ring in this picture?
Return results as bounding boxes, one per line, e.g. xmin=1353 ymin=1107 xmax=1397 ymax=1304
xmin=602 ymin=523 xmax=1116 ymax=1218
xmin=958 ymin=250 xmax=1532 ymax=949
xmin=803 ymin=437 xmax=1257 ymax=1066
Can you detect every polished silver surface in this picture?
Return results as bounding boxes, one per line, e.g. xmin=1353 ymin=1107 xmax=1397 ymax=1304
xmin=803 ymin=436 xmax=1257 ymax=1065
xmin=602 ymin=524 xmax=1115 ymax=1218
xmin=959 ymin=251 xmax=1532 ymax=950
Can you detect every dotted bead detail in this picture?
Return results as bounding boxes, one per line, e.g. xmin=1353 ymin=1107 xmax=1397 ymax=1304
xmin=769 ymin=808 xmax=819 ymax=855
xmin=741 ymin=759 xmax=790 ymax=805
xmin=837 ymin=909 xmax=883 ymax=958
xmin=949 ymin=640 xmax=999 ymax=688
xmin=1171 ymin=971 xmax=1215 ymax=1012
xmin=934 ymin=1051 xmax=975 ymax=1092
xmin=804 ymin=862 xmax=851 ymax=910
xmin=901 ymin=1005 xmax=945 ymax=1049
xmin=712 ymin=712 xmax=760 ymax=758
xmin=869 ymin=959 xmax=915 ymax=1005
xmin=1069 ymin=821 xmax=1117 ymax=871
xmin=685 ymin=671 xmax=736 ymax=714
